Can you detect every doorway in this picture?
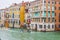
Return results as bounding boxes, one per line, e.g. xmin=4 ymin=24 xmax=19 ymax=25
xmin=35 ymin=24 xmax=37 ymax=31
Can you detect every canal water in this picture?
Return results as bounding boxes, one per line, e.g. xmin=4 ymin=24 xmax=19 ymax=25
xmin=0 ymin=29 xmax=60 ymax=40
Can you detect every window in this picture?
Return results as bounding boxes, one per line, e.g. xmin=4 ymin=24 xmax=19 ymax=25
xmin=52 ymin=18 xmax=55 ymax=22
xmin=6 ymin=13 xmax=9 ymax=18
xmin=31 ymin=24 xmax=34 ymax=27
xmin=55 ymin=24 xmax=56 ymax=28
xmin=36 ymin=19 xmax=38 ymax=22
xmin=14 ymin=21 xmax=15 ymax=24
xmin=55 ymin=13 xmax=56 ymax=16
xmin=11 ymin=20 xmax=12 ymax=23
xmin=34 ymin=12 xmax=39 ymax=17
xmin=18 ymin=20 xmax=19 ymax=25
xmin=48 ymin=1 xmax=50 ymax=4
xmin=16 ymin=21 xmax=18 ymax=24
xmin=59 ymin=13 xmax=60 ymax=18
xmin=41 ymin=11 xmax=42 ymax=13
xmin=42 ymin=18 xmax=46 ymax=22
xmin=59 ymin=19 xmax=60 ymax=22
xmin=19 ymin=8 xmax=20 ymax=10
xmin=9 ymin=15 xmax=11 ymax=18
xmin=44 ymin=1 xmax=46 ymax=3
xmin=44 ymin=18 xmax=46 ymax=22
xmin=36 ymin=18 xmax=40 ymax=22
xmin=48 ymin=25 xmax=50 ymax=29
xmin=44 ymin=11 xmax=46 ymax=17
xmin=12 ymin=13 xmax=14 ymax=18
xmin=55 ymin=2 xmax=56 ymax=4
xmin=25 ymin=9 xmax=28 ymax=13
xmin=48 ymin=11 xmax=50 ymax=17
xmin=52 ymin=11 xmax=54 ymax=17
xmin=52 ymin=25 xmax=54 ymax=29
xmin=26 ymin=3 xmax=28 ymax=6
xmin=59 ymin=7 xmax=60 ymax=10
xmin=55 ymin=20 xmax=56 ymax=22
xmin=44 ymin=25 xmax=46 ymax=29
xmin=35 ymin=24 xmax=37 ymax=27
xmin=39 ymin=25 xmax=42 ymax=28
xmin=48 ymin=18 xmax=50 ymax=22
xmin=59 ymin=24 xmax=60 ymax=28
xmin=52 ymin=1 xmax=54 ymax=4
xmin=55 ymin=7 xmax=56 ymax=10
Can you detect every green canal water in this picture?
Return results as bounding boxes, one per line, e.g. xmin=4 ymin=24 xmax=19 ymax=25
xmin=0 ymin=29 xmax=60 ymax=40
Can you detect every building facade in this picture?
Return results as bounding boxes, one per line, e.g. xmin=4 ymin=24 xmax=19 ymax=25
xmin=55 ymin=0 xmax=60 ymax=31
xmin=9 ymin=3 xmax=21 ymax=28
xmin=29 ymin=0 xmax=55 ymax=31
xmin=5 ymin=2 xmax=29 ymax=28
xmin=4 ymin=3 xmax=21 ymax=28
xmin=1 ymin=0 xmax=60 ymax=31
xmin=0 ymin=9 xmax=5 ymax=27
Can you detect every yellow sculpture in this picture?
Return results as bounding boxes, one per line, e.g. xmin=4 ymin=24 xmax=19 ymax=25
xmin=20 ymin=1 xmax=25 ymax=27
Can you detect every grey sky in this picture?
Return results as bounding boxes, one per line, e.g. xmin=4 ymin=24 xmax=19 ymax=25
xmin=0 ymin=0 xmax=34 ymax=9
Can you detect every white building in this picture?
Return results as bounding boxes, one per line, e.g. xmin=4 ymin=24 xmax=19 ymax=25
xmin=0 ymin=9 xmax=5 ymax=27
xmin=29 ymin=0 xmax=55 ymax=31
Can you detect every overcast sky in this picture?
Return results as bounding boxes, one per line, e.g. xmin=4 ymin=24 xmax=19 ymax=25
xmin=0 ymin=0 xmax=34 ymax=9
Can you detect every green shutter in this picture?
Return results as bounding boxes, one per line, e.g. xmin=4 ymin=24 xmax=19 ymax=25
xmin=52 ymin=11 xmax=54 ymax=17
xmin=44 ymin=11 xmax=46 ymax=17
xmin=48 ymin=11 xmax=50 ymax=17
xmin=34 ymin=12 xmax=39 ymax=17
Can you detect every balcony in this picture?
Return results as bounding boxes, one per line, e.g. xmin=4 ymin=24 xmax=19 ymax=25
xmin=32 ymin=8 xmax=40 ymax=12
xmin=32 ymin=16 xmax=40 ymax=18
xmin=31 ymin=12 xmax=40 ymax=18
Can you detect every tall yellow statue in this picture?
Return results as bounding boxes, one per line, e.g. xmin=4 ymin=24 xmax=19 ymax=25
xmin=20 ymin=1 xmax=25 ymax=27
